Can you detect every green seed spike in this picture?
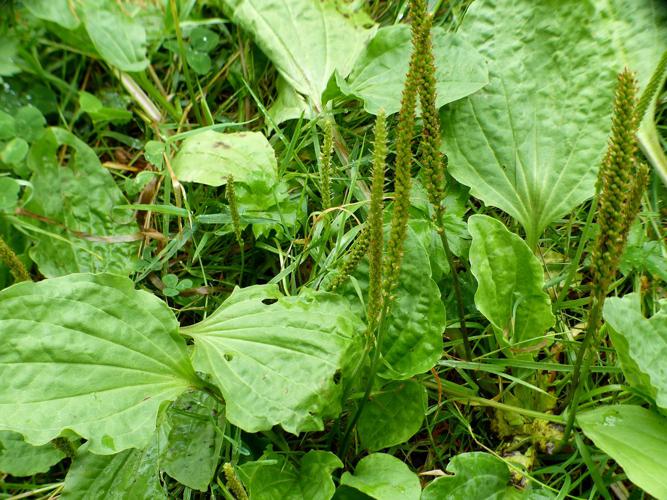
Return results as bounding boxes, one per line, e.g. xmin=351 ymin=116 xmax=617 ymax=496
xmin=382 ymin=9 xmax=421 ymax=302
xmin=226 ymin=175 xmax=243 ymax=248
xmin=223 ymin=463 xmax=248 ymax=500
xmin=367 ymin=111 xmax=388 ymax=330
xmin=0 ymin=235 xmax=30 ymax=283
xmin=411 ymin=0 xmax=445 ymax=210
xmin=319 ymin=119 xmax=334 ymax=211
xmin=591 ymin=69 xmax=640 ymax=296
xmin=561 ymin=68 xmax=649 ymax=447
xmin=326 ymin=224 xmax=370 ymax=292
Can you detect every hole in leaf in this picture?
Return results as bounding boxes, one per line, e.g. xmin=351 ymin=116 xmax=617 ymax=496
xmin=261 ymin=298 xmax=278 ymax=305
xmin=333 ymin=370 xmax=342 ymax=384
xmin=224 ymin=353 xmax=234 ymax=362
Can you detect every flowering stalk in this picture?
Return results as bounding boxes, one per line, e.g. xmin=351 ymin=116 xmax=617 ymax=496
xmin=412 ymin=0 xmax=471 ymax=359
xmin=562 ymin=69 xmax=648 ymax=444
xmin=0 ymin=236 xmax=29 ymax=283
xmin=319 ymin=119 xmax=334 ymax=211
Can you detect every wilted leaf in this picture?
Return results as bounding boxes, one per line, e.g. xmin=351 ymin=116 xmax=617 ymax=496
xmin=0 ymin=273 xmax=198 ymax=454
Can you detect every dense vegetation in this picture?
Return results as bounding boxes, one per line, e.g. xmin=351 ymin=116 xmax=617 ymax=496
xmin=0 ymin=0 xmax=666 ymax=498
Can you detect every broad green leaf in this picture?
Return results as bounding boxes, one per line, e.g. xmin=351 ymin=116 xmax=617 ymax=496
xmin=421 ymin=452 xmax=509 ymax=500
xmin=222 ymin=0 xmax=375 ymax=115
xmin=62 ymin=439 xmax=166 ymax=499
xmin=338 ymin=25 xmax=488 ymax=115
xmin=0 ymin=273 xmax=198 ymax=454
xmin=600 ymin=0 xmax=667 ymax=184
xmin=15 ymin=105 xmax=46 ymax=142
xmin=0 ymin=431 xmax=65 ymax=476
xmin=339 ymin=225 xmax=445 ymax=379
xmin=0 ymin=110 xmax=15 ymax=139
xmin=340 ymin=453 xmax=421 ymax=500
xmin=81 ymin=5 xmax=149 ymax=72
xmin=0 ymin=36 xmax=21 ymax=77
xmin=172 ymin=130 xmax=277 ymax=187
xmin=441 ymin=0 xmax=618 ymax=249
xmin=239 ymin=450 xmax=343 ymax=500
xmin=468 ymin=215 xmax=554 ymax=355
xmin=23 ymin=0 xmax=80 ymax=29
xmin=0 ymin=178 xmax=21 ymax=211
xmin=357 ymin=380 xmax=426 ymax=451
xmin=24 ymin=127 xmax=138 ymax=277
xmin=182 ymin=284 xmax=364 ymax=434
xmin=578 ymin=405 xmax=667 ymax=499
xmin=162 ymin=392 xmax=224 ymax=492
xmin=0 ymin=138 xmax=28 ymax=165
xmin=603 ymin=294 xmax=667 ymax=408
xmin=268 ymin=76 xmax=315 ymax=125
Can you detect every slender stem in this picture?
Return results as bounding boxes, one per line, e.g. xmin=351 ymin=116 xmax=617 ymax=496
xmin=339 ymin=308 xmax=388 ymax=457
xmin=0 ymin=236 xmax=30 ymax=282
xmin=560 ymin=292 xmax=604 ymax=446
xmin=434 ymin=209 xmax=472 ymax=360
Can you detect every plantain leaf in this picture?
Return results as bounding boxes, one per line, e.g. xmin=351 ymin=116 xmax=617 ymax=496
xmin=338 ymin=25 xmax=488 ymax=116
xmin=357 ymin=380 xmax=426 ymax=451
xmin=182 ymin=285 xmax=364 ymax=434
xmin=600 ymin=0 xmax=667 ymax=184
xmin=81 ymin=4 xmax=149 ymax=72
xmin=62 ymin=438 xmax=166 ymax=500
xmin=340 ymin=453 xmax=421 ymax=500
xmin=441 ymin=0 xmax=618 ymax=249
xmin=468 ymin=215 xmax=554 ymax=355
xmin=0 ymin=431 xmax=66 ymax=476
xmin=23 ymin=0 xmax=81 ymax=29
xmin=578 ymin=405 xmax=667 ymax=499
xmin=0 ymin=273 xmax=198 ymax=454
xmin=603 ymin=294 xmax=667 ymax=408
xmin=221 ymin=0 xmax=375 ymax=118
xmin=421 ymin=452 xmax=509 ymax=500
xmin=24 ymin=128 xmax=138 ymax=277
xmin=172 ymin=130 xmax=277 ymax=187
xmin=239 ymin=450 xmax=343 ymax=500
xmin=162 ymin=392 xmax=224 ymax=492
